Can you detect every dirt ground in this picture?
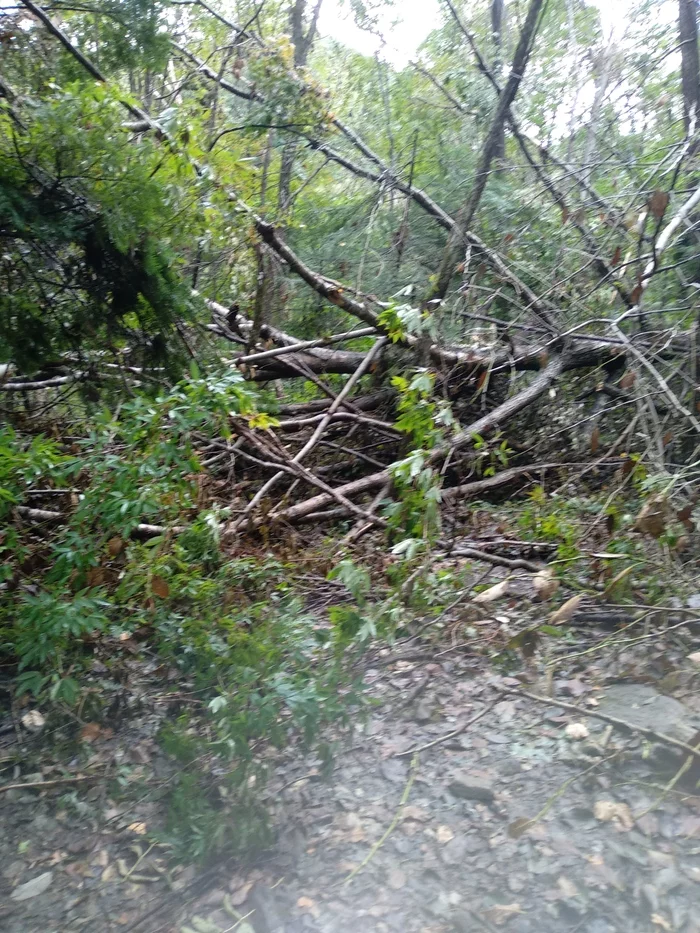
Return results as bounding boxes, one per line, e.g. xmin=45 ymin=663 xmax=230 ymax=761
xmin=2 ymin=607 xmax=700 ymax=933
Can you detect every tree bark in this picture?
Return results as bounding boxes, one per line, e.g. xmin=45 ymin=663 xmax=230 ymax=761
xmin=491 ymin=0 xmax=506 ymax=165
xmin=431 ymin=0 xmax=546 ymax=302
xmin=679 ymin=0 xmax=700 ymax=133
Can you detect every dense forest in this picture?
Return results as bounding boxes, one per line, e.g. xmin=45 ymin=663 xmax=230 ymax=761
xmin=1 ymin=1 xmax=700 ymax=931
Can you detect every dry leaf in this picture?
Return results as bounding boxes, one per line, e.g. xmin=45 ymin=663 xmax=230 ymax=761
xmin=473 ymin=578 xmax=511 ymax=604
xmin=508 ymin=817 xmax=534 ymax=839
xmin=436 ymin=825 xmax=454 ymax=844
xmin=297 ymin=896 xmax=315 ymax=909
xmin=482 ymin=903 xmax=523 ymax=926
xmin=651 ymin=914 xmax=673 ymax=931
xmin=86 ymin=566 xmax=105 ymax=587
xmin=21 ymin=709 xmax=45 ymax=732
xmin=107 ymin=536 xmax=124 ymax=556
xmin=619 ymin=370 xmax=636 ymax=389
xmin=633 ymin=494 xmax=667 ymax=538
xmin=649 ymin=190 xmax=669 ymax=220
xmin=561 ymin=206 xmax=569 ymax=224
xmin=687 ymin=652 xmax=700 ymax=668
xmin=10 ymin=872 xmax=53 ymax=901
xmin=593 ymin=800 xmax=634 ymax=830
xmin=611 ymin=245 xmax=622 ymax=266
xmin=387 ymin=868 xmax=407 ymax=890
xmin=533 ymin=568 xmax=559 ymax=601
xmin=79 ymin=722 xmax=102 ymax=743
xmin=590 ymin=426 xmax=600 ymax=454
xmin=565 ymin=723 xmax=589 ymax=740
xmin=557 ymin=876 xmax=579 ymax=898
xmin=150 ymin=576 xmax=169 ymax=599
xmin=677 ymin=504 xmax=692 ymax=522
xmin=402 ymin=805 xmax=429 ymax=823
xmin=549 ymin=594 xmax=583 ymax=625
xmin=228 ymin=880 xmax=254 ymax=907
xmin=662 ymin=430 xmax=673 ymax=447
xmin=603 ymin=565 xmax=635 ymax=598
xmin=127 ymin=822 xmax=147 ymax=835
xmin=630 ymin=283 xmax=643 ymax=304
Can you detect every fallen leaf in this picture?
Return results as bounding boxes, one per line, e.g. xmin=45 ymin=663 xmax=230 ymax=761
xmin=565 ymin=723 xmax=589 ymax=740
xmin=228 ymin=880 xmax=254 ymax=906
xmin=402 ymin=805 xmax=429 ymax=823
xmin=549 ymin=594 xmax=583 ymax=624
xmin=107 ymin=536 xmax=125 ymax=556
xmin=649 ymin=190 xmax=669 ymax=220
xmin=10 ymin=872 xmax=53 ymax=901
xmin=21 ymin=709 xmax=45 ymax=732
xmin=473 ymin=578 xmax=511 ymax=604
xmin=603 ymin=565 xmax=635 ymax=598
xmin=651 ymin=914 xmax=673 ymax=932
xmin=86 ymin=566 xmax=105 ymax=588
xmin=127 ymin=822 xmax=147 ymax=835
xmin=533 ymin=568 xmax=559 ymax=601
xmin=688 ymin=652 xmax=700 ymax=668
xmin=482 ymin=903 xmax=523 ymax=926
xmin=79 ymin=722 xmax=103 ymax=743
xmin=631 ymin=282 xmax=643 ymax=304
xmin=677 ymin=504 xmax=693 ymax=522
xmin=590 ymin=426 xmax=600 ymax=454
xmin=508 ymin=817 xmax=534 ymax=839
xmin=594 ymin=800 xmax=634 ymax=831
xmin=633 ymin=494 xmax=667 ymax=538
xmin=436 ymin=825 xmax=454 ymax=844
xmin=619 ymin=370 xmax=636 ymax=389
xmin=557 ymin=876 xmax=579 ymax=898
xmin=387 ymin=868 xmax=407 ymax=890
xmin=612 ymin=245 xmax=622 ymax=266
xmin=150 ymin=576 xmax=169 ymax=599
xmin=297 ymin=896 xmax=315 ymax=909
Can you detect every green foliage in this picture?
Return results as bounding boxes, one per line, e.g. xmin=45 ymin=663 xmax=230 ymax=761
xmin=517 ymin=486 xmax=580 ymax=565
xmin=384 ymin=369 xmax=454 ymax=551
xmin=0 ymin=368 xmax=260 ymax=694
xmin=0 ymin=83 xmax=200 ymax=372
xmin=0 ymin=425 xmax=71 ymax=517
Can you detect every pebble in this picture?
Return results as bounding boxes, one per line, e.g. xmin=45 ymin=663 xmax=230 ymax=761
xmin=448 ymin=773 xmax=495 ymax=802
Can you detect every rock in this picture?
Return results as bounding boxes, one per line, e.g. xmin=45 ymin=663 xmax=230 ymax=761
xmin=448 ymin=773 xmax=495 ymax=803
xmin=440 ymin=833 xmax=484 ymax=865
xmin=10 ymin=871 xmax=53 ymax=901
xmin=598 ymin=683 xmax=700 ymax=745
xmin=413 ymin=699 xmax=434 ymax=724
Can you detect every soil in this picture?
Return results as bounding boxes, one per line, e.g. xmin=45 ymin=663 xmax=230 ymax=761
xmin=2 ymin=608 xmax=700 ymax=933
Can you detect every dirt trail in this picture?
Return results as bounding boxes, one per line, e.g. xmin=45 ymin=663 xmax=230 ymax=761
xmin=3 ymin=634 xmax=700 ymax=933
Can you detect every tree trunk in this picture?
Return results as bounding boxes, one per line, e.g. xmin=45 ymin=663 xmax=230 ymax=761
xmin=277 ymin=0 xmax=323 ymax=214
xmin=679 ymin=0 xmax=700 ymax=134
xmin=491 ymin=0 xmax=506 ymax=165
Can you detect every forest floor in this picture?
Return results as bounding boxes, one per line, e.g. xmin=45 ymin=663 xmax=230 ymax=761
xmin=1 ymin=562 xmax=700 ymax=933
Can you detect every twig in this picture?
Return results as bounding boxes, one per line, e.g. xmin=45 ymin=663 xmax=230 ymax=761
xmin=0 ymin=774 xmax=105 ymax=794
xmin=394 ymin=700 xmax=498 ymax=758
xmin=341 ymin=752 xmax=418 ymax=886
xmin=633 ymin=752 xmax=697 ymax=821
xmin=447 ymin=547 xmax=542 ymax=573
xmin=501 ymin=687 xmax=700 ymax=760
xmin=510 ymin=754 xmax=617 ymax=838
